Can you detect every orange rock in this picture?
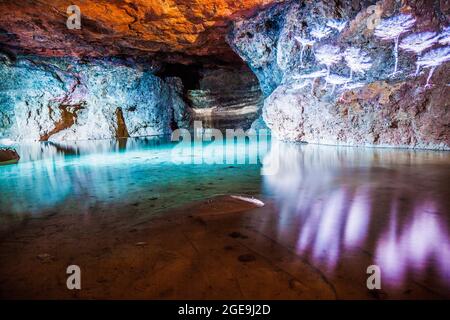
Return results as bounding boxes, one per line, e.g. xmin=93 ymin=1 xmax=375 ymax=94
xmin=0 ymin=0 xmax=279 ymax=62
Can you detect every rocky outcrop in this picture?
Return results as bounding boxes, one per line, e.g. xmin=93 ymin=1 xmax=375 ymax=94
xmin=228 ymin=0 xmax=450 ymax=149
xmin=0 ymin=1 xmax=277 ymax=139
xmin=0 ymin=148 xmax=20 ymax=165
xmin=263 ymin=79 xmax=450 ymax=149
xmin=0 ymin=57 xmax=189 ymax=141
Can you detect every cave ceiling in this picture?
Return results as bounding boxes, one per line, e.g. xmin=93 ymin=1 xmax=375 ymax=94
xmin=0 ymin=0 xmax=281 ymax=65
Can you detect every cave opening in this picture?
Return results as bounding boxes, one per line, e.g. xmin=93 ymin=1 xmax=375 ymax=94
xmin=157 ymin=56 xmax=264 ymax=131
xmin=156 ymin=63 xmax=202 ymax=91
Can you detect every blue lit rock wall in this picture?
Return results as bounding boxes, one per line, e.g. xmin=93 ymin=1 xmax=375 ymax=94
xmin=0 ymin=57 xmax=189 ymax=141
xmin=228 ymin=0 xmax=450 ymax=150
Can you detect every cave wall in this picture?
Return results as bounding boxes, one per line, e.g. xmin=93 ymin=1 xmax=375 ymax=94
xmin=0 ymin=0 xmax=274 ymax=142
xmin=0 ymin=57 xmax=189 ymax=141
xmin=187 ymin=65 xmax=263 ymax=130
xmin=228 ymin=0 xmax=450 ymax=150
xmin=0 ymin=0 xmax=448 ymax=149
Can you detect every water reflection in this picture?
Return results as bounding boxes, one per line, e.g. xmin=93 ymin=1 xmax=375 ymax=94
xmin=0 ymin=136 xmax=264 ymax=217
xmin=263 ymin=142 xmax=450 ymax=291
xmin=1 ymin=136 xmax=449 ymax=294
xmin=9 ymin=136 xmax=173 ymax=162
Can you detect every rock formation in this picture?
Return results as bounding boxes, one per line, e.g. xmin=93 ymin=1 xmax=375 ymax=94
xmin=0 ymin=0 xmax=448 ymax=149
xmin=0 ymin=56 xmax=189 ymax=141
xmin=0 ymin=147 xmax=20 ymax=165
xmin=0 ymin=0 xmax=271 ymax=141
xmin=228 ymin=0 xmax=450 ymax=149
xmin=0 ymin=0 xmax=278 ymax=64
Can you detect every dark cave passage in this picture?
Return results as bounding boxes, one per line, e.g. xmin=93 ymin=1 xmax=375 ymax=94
xmin=157 ymin=57 xmax=264 ymax=131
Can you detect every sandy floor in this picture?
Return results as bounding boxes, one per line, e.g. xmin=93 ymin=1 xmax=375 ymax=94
xmin=0 ymin=195 xmax=448 ymax=299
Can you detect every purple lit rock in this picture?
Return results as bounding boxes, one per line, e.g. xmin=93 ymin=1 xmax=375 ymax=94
xmin=229 ymin=1 xmax=450 ymax=149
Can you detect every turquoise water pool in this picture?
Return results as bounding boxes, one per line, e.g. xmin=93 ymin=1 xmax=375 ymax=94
xmin=1 ymin=136 xmax=449 ymax=292
xmin=0 ymin=136 xmax=266 ymax=217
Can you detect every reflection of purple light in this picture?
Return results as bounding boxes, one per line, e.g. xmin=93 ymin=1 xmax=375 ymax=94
xmin=295 ymin=188 xmax=351 ymax=270
xmin=344 ymin=187 xmax=371 ymax=248
xmin=409 ymin=202 xmax=439 ymax=268
xmin=295 ymin=187 xmax=370 ymax=270
xmin=297 ymin=201 xmax=321 ymax=251
xmin=263 ymin=143 xmax=450 ymax=292
xmin=375 ymin=200 xmax=405 ymax=284
xmin=313 ymin=189 xmax=347 ymax=269
xmin=376 ymin=200 xmax=450 ymax=286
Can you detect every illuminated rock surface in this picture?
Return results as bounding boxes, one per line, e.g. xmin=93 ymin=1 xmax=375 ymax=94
xmin=0 ymin=147 xmax=19 ymax=165
xmin=188 ymin=66 xmax=263 ymax=129
xmin=0 ymin=57 xmax=188 ymax=141
xmin=228 ymin=0 xmax=450 ymax=149
xmin=0 ymin=0 xmax=270 ymax=140
xmin=0 ymin=0 xmax=278 ymax=62
xmin=0 ymin=0 xmax=449 ymax=147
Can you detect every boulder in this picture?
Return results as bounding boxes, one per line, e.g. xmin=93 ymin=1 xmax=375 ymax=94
xmin=0 ymin=148 xmax=19 ymax=165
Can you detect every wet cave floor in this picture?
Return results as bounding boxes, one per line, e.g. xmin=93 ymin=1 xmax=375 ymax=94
xmin=0 ymin=136 xmax=449 ymax=299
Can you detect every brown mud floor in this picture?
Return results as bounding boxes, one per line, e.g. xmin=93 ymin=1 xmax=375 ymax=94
xmin=0 ymin=196 xmax=447 ymax=299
